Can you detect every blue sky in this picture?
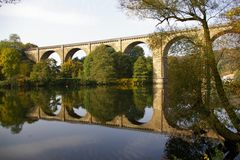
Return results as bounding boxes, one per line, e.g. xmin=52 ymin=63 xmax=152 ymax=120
xmin=0 ymin=0 xmax=158 ymax=46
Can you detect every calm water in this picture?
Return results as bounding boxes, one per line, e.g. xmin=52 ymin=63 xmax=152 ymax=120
xmin=0 ymin=86 xmax=239 ymax=160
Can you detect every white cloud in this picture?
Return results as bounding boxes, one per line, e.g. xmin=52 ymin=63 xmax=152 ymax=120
xmin=0 ymin=5 xmax=98 ymax=26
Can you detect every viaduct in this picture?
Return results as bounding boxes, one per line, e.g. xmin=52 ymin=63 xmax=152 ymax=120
xmin=25 ymin=25 xmax=234 ymax=85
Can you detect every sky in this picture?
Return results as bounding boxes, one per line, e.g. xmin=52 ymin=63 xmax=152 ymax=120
xmin=0 ymin=0 xmax=158 ymax=46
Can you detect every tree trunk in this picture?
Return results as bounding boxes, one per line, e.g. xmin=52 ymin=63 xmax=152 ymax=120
xmin=202 ymin=21 xmax=240 ymax=131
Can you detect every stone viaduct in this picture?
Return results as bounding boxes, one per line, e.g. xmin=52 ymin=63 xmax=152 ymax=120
xmin=25 ymin=24 xmax=234 ymax=85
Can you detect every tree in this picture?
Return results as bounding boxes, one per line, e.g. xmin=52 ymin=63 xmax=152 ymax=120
xmin=9 ymin=34 xmax=21 ymax=43
xmin=146 ymin=56 xmax=153 ymax=78
xmin=112 ymin=52 xmax=132 ymax=78
xmin=18 ymin=60 xmax=34 ymax=78
xmin=129 ymin=46 xmax=144 ymax=60
xmin=226 ymin=6 xmax=240 ymax=32
xmin=83 ymin=45 xmax=116 ymax=84
xmin=119 ymin=0 xmax=240 ymax=113
xmin=0 ymin=47 xmax=20 ymax=80
xmin=133 ymin=56 xmax=148 ymax=79
xmin=83 ymin=53 xmax=93 ymax=81
xmin=61 ymin=59 xmax=83 ymax=78
xmin=125 ymin=46 xmax=146 ymax=77
xmin=24 ymin=43 xmax=38 ymax=50
xmin=30 ymin=59 xmax=59 ymax=85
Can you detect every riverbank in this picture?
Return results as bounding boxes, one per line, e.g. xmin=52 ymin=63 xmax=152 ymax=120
xmin=0 ymin=77 xmax=153 ymax=89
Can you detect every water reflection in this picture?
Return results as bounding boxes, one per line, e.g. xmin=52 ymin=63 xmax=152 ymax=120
xmin=0 ymin=90 xmax=36 ymax=134
xmin=72 ymin=107 xmax=87 ymax=117
xmin=0 ymin=86 xmax=237 ymax=138
xmin=0 ymin=87 xmax=156 ymax=129
xmin=137 ymin=107 xmax=153 ymax=123
xmin=165 ymin=50 xmax=240 ymax=159
xmin=0 ymin=84 xmax=239 ymax=159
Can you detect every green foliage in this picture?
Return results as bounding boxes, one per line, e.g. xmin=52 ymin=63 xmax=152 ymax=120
xmin=18 ymin=60 xmax=34 ymax=78
xmin=126 ymin=87 xmax=152 ymax=122
xmin=0 ymin=35 xmax=37 ymax=85
xmin=166 ymin=54 xmax=204 ymax=129
xmin=146 ymin=57 xmax=153 ymax=78
xmin=165 ymin=137 xmax=224 ymax=160
xmin=133 ymin=56 xmax=148 ymax=79
xmin=83 ymin=45 xmax=116 ymax=84
xmin=31 ymin=90 xmax=60 ymax=116
xmin=0 ymin=47 xmax=20 ymax=79
xmin=24 ymin=43 xmax=38 ymax=50
xmin=61 ymin=59 xmax=83 ymax=78
xmin=112 ymin=51 xmax=132 ymax=78
xmin=129 ymin=46 xmax=144 ymax=61
xmin=83 ymin=53 xmax=93 ymax=81
xmin=30 ymin=59 xmax=60 ymax=85
xmin=226 ymin=6 xmax=240 ymax=32
xmin=83 ymin=87 xmax=122 ymax=122
xmin=0 ymin=90 xmax=34 ymax=134
xmin=0 ymin=40 xmax=24 ymax=53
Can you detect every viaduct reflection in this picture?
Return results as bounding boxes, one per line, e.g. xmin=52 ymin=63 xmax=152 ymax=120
xmin=26 ymin=85 xmax=221 ymax=139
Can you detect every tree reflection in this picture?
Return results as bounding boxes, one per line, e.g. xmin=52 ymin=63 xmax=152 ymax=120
xmin=165 ymin=37 xmax=240 ymax=159
xmin=126 ymin=87 xmax=152 ymax=124
xmin=59 ymin=86 xmax=153 ymax=123
xmin=83 ymin=87 xmax=129 ymax=122
xmin=166 ymin=54 xmax=205 ymax=130
xmin=165 ymin=137 xmax=224 ymax=160
xmin=61 ymin=89 xmax=86 ymax=118
xmin=0 ymin=86 xmax=153 ymax=133
xmin=0 ymin=90 xmax=35 ymax=134
xmin=31 ymin=89 xmax=61 ymax=116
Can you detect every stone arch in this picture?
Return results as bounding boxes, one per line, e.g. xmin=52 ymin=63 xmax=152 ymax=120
xmin=65 ymin=106 xmax=87 ymax=119
xmin=163 ymin=35 xmax=196 ymax=57
xmin=211 ymin=29 xmax=240 ymax=42
xmin=211 ymin=29 xmax=240 ymax=78
xmin=65 ymin=48 xmax=87 ymax=62
xmin=124 ymin=41 xmax=145 ymax=54
xmin=127 ymin=114 xmax=154 ymax=126
xmin=40 ymin=50 xmax=61 ymax=61
xmin=91 ymin=44 xmax=117 ymax=52
xmin=40 ymin=105 xmax=63 ymax=117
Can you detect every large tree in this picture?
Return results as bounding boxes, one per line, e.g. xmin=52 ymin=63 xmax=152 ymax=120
xmin=83 ymin=45 xmax=116 ymax=84
xmin=0 ymin=47 xmax=20 ymax=80
xmin=119 ymin=0 xmax=239 ymax=109
xmin=9 ymin=34 xmax=21 ymax=43
xmin=30 ymin=59 xmax=59 ymax=85
xmin=112 ymin=51 xmax=132 ymax=78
